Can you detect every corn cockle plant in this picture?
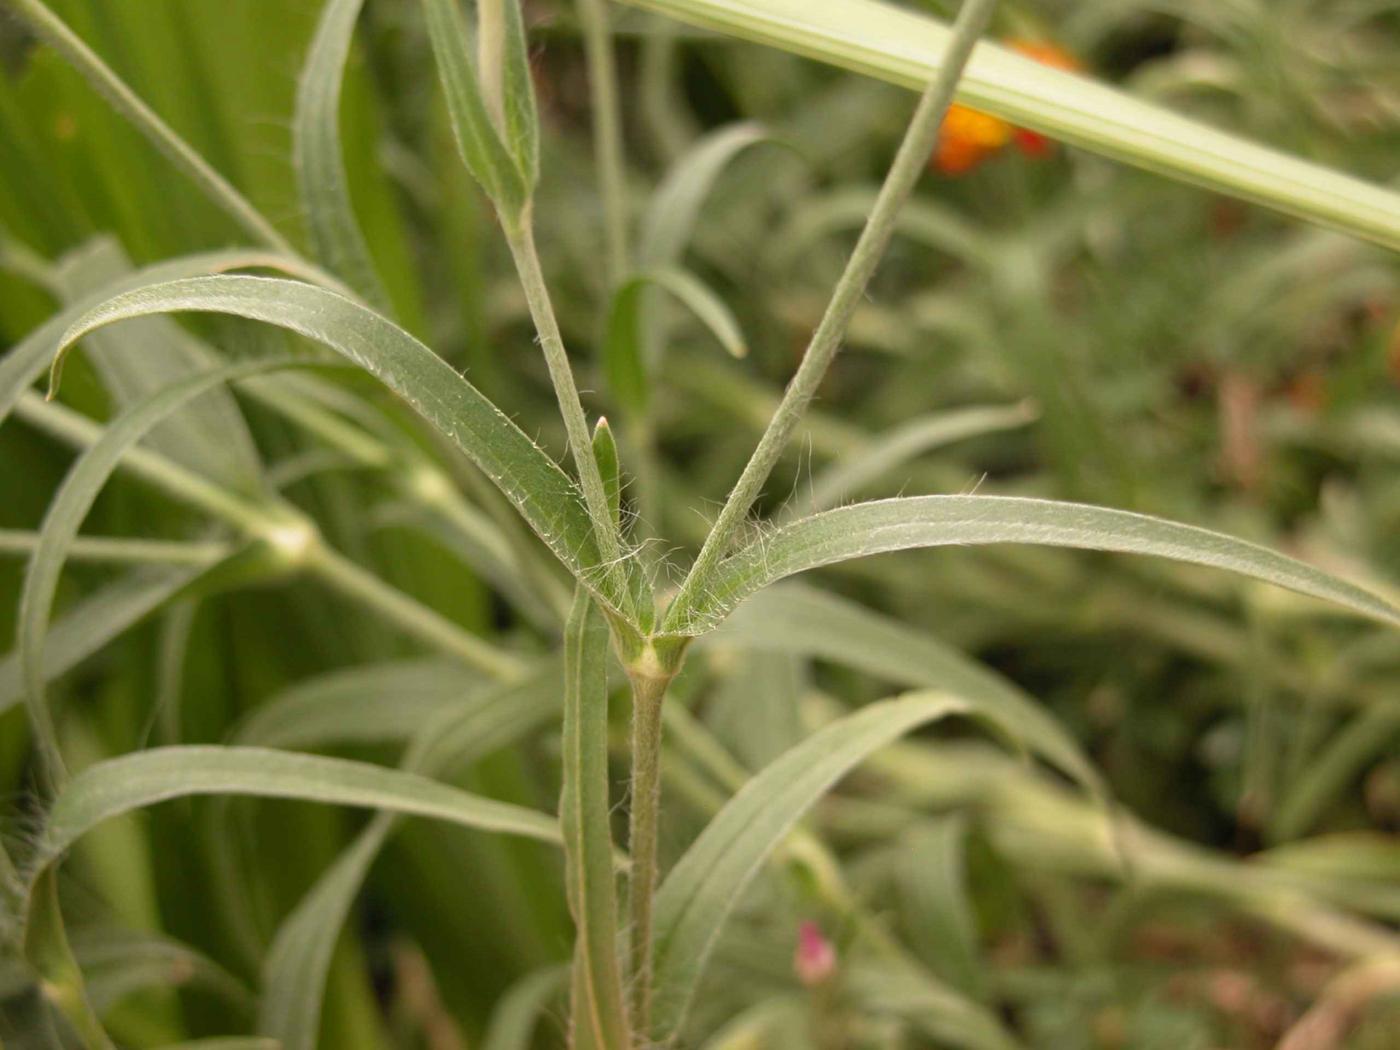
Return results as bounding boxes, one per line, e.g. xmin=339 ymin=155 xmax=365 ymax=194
xmin=3 ymin=0 xmax=1400 ymax=1047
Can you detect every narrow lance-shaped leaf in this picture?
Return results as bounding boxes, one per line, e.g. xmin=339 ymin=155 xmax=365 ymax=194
xmin=663 ymin=496 xmax=1400 ymax=636
xmin=49 ymin=275 xmax=632 ymax=617
xmin=621 ymin=0 xmax=1400 ymax=253
xmin=497 ymin=0 xmax=540 ymax=186
xmin=649 ymin=691 xmax=1007 ymax=1041
xmin=561 ymin=588 xmax=631 ymax=1049
xmin=295 ymin=0 xmax=391 ymax=308
xmin=421 ymin=0 xmax=530 ymax=221
xmin=20 ymin=358 xmax=306 ymax=788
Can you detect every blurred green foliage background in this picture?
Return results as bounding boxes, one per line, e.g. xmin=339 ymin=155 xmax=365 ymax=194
xmin=1 ymin=1 xmax=1399 ymax=1047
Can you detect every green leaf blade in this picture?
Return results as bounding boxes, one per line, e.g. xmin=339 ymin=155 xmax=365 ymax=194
xmin=51 ymin=275 xmax=627 ymax=615
xmin=665 ymin=496 xmax=1400 ymax=636
xmin=651 ymin=691 xmax=989 ymax=1039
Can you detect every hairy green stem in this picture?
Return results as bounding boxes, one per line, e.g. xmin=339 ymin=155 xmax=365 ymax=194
xmin=503 ymin=219 xmax=632 ymax=611
xmin=3 ymin=0 xmax=295 ymax=256
xmin=626 ymin=667 xmax=671 ymax=1036
xmin=576 ymin=0 xmax=632 ymax=286
xmin=666 ymin=0 xmax=1000 ymax=627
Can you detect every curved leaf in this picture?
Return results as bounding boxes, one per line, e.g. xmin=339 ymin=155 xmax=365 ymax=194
xmin=604 ymin=268 xmax=746 ymax=414
xmin=295 ymin=0 xmax=390 ymax=308
xmin=34 ymin=746 xmax=561 ymax=872
xmin=650 ymin=691 xmax=990 ymax=1039
xmin=420 ymin=0 xmax=529 ymax=219
xmin=663 ymin=496 xmax=1400 ymax=636
xmin=1 ymin=250 xmax=338 ymax=428
xmin=50 ymin=275 xmax=629 ymax=615
xmin=54 ymin=238 xmax=266 ymax=494
xmin=622 ymin=0 xmax=1400 ymax=252
xmin=639 ymin=122 xmax=776 ymax=267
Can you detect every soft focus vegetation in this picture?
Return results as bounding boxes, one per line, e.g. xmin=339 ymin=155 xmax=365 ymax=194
xmin=1 ymin=1 xmax=1399 ymax=1047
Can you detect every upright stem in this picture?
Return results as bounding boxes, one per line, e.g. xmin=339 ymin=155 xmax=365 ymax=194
xmin=504 ymin=219 xmax=632 ymax=613
xmin=575 ymin=0 xmax=631 ymax=286
xmin=665 ymin=0 xmax=1000 ymax=629
xmin=626 ymin=667 xmax=671 ymax=1036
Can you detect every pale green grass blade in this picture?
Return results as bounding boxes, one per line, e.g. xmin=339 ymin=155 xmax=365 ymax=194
xmin=651 ymin=691 xmax=1002 ymax=1040
xmin=0 ymin=249 xmax=338 ymax=428
xmin=3 ymin=0 xmax=294 ymax=254
xmin=258 ymin=664 xmax=563 ymax=1050
xmin=704 ymin=652 xmax=803 ymax=770
xmin=621 ymin=0 xmax=1400 ymax=252
xmin=231 ymin=659 xmax=480 ymax=751
xmin=19 ymin=358 xmax=303 ymax=788
xmin=604 ymin=268 xmax=746 ymax=414
xmin=798 ymin=403 xmax=1035 ymax=514
xmin=295 ymin=0 xmax=391 ymax=309
xmin=0 ymin=565 xmax=211 ymax=717
xmin=51 ymin=274 xmax=629 ymax=616
xmin=707 ymin=582 xmax=1099 ymax=791
xmin=53 ymin=238 xmax=265 ymax=494
xmin=664 ymin=496 xmax=1400 ymax=636
xmin=560 ymin=588 xmax=630 ymax=1049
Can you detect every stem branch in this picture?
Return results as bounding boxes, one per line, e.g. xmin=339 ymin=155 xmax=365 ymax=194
xmin=666 ymin=0 xmax=1000 ymax=629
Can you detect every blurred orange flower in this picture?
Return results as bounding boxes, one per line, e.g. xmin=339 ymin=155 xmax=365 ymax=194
xmin=932 ymin=40 xmax=1080 ymax=175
